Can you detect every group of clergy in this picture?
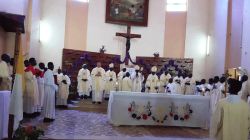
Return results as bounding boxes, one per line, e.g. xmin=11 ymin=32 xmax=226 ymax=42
xmin=0 ymin=54 xmax=71 ymax=123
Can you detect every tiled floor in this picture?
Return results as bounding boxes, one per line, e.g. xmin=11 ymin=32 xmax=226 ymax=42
xmin=23 ymin=99 xmax=210 ymax=140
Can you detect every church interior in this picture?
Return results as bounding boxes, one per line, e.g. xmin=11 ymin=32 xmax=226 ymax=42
xmin=1 ymin=0 xmax=250 ymax=140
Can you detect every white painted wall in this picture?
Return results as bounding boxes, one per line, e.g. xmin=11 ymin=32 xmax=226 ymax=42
xmin=206 ymin=0 xmax=228 ymax=78
xmin=29 ymin=0 xmax=41 ymax=59
xmin=241 ymin=0 xmax=250 ymax=74
xmin=0 ymin=0 xmax=28 ymax=15
xmin=0 ymin=0 xmax=29 ymax=57
xmin=40 ymin=0 xmax=66 ymax=69
xmin=86 ymin=0 xmax=166 ymax=61
xmin=185 ymin=0 xmax=210 ymax=80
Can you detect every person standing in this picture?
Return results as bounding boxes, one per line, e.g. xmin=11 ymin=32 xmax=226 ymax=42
xmin=145 ymin=66 xmax=159 ymax=93
xmin=0 ymin=54 xmax=11 ymax=90
xmin=43 ymin=62 xmax=58 ymax=122
xmin=104 ymin=63 xmax=117 ymax=100
xmin=77 ymin=64 xmax=92 ymax=99
xmin=131 ymin=65 xmax=144 ymax=92
xmin=91 ymin=62 xmax=105 ymax=104
xmin=57 ymin=70 xmax=71 ymax=108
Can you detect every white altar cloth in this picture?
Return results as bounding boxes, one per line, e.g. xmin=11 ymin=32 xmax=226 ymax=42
xmin=0 ymin=90 xmax=11 ymax=139
xmin=108 ymin=91 xmax=210 ymax=128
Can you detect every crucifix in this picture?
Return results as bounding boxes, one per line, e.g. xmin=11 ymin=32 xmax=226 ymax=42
xmin=116 ymin=25 xmax=141 ymax=64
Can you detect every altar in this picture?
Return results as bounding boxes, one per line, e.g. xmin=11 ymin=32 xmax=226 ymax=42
xmin=0 ymin=91 xmax=11 ymax=139
xmin=108 ymin=91 xmax=210 ymax=128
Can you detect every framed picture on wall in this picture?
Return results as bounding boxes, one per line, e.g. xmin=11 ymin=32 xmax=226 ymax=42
xmin=105 ymin=0 xmax=149 ymax=26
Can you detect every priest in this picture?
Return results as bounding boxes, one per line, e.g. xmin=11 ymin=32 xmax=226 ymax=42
xmin=43 ymin=62 xmax=58 ymax=122
xmin=0 ymin=54 xmax=11 ymax=90
xmin=91 ymin=62 xmax=105 ymax=104
xmin=145 ymin=66 xmax=159 ymax=93
xmin=121 ymin=72 xmax=132 ymax=91
xmin=159 ymin=71 xmax=171 ymax=93
xmin=57 ymin=70 xmax=71 ymax=108
xmin=210 ymin=78 xmax=250 ymax=140
xmin=131 ymin=65 xmax=144 ymax=92
xmin=37 ymin=62 xmax=46 ymax=113
xmin=104 ymin=63 xmax=117 ymax=99
xmin=77 ymin=64 xmax=92 ymax=99
xmin=117 ymin=66 xmax=127 ymax=91
xmin=184 ymin=74 xmax=195 ymax=95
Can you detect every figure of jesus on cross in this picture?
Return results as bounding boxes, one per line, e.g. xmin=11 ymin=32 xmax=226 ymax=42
xmin=116 ymin=25 xmax=141 ymax=64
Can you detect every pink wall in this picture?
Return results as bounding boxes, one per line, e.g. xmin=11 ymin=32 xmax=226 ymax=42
xmin=64 ymin=1 xmax=89 ymax=51
xmin=226 ymin=0 xmax=244 ymax=69
xmin=164 ymin=12 xmax=186 ymax=58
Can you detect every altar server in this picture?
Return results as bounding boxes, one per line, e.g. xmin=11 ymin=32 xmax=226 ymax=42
xmin=91 ymin=62 xmax=105 ymax=104
xmin=57 ymin=70 xmax=71 ymax=107
xmin=145 ymin=66 xmax=159 ymax=93
xmin=159 ymin=71 xmax=171 ymax=93
xmin=210 ymin=76 xmax=223 ymax=113
xmin=131 ymin=65 xmax=144 ymax=92
xmin=37 ymin=63 xmax=45 ymax=113
xmin=0 ymin=54 xmax=11 ymax=90
xmin=104 ymin=63 xmax=117 ymax=99
xmin=121 ymin=72 xmax=132 ymax=91
xmin=23 ymin=61 xmax=37 ymax=116
xmin=43 ymin=62 xmax=58 ymax=122
xmin=204 ymin=78 xmax=214 ymax=96
xmin=77 ymin=64 xmax=92 ymax=99
xmin=117 ymin=66 xmax=127 ymax=91
xmin=184 ymin=74 xmax=195 ymax=95
xmin=28 ymin=58 xmax=40 ymax=115
xmin=210 ymin=79 xmax=250 ymax=140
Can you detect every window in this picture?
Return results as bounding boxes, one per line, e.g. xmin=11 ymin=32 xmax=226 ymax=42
xmin=74 ymin=0 xmax=89 ymax=3
xmin=166 ymin=0 xmax=188 ymax=12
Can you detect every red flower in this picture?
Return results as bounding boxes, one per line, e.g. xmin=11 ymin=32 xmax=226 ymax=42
xmin=128 ymin=107 xmax=132 ymax=112
xmin=169 ymin=112 xmax=173 ymax=117
xmin=184 ymin=114 xmax=189 ymax=120
xmin=25 ymin=126 xmax=33 ymax=135
xmin=142 ymin=114 xmax=148 ymax=120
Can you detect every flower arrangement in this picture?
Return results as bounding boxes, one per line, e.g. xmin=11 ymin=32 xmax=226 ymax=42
xmin=13 ymin=125 xmax=44 ymax=140
xmin=169 ymin=102 xmax=193 ymax=121
xmin=153 ymin=52 xmax=159 ymax=58
xmin=99 ymin=46 xmax=106 ymax=53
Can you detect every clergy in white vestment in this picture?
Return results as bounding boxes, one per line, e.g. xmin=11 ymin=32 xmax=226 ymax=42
xmin=104 ymin=63 xmax=117 ymax=99
xmin=36 ymin=63 xmax=46 ymax=113
xmin=166 ymin=78 xmax=174 ymax=93
xmin=117 ymin=67 xmax=127 ymax=91
xmin=239 ymin=75 xmax=249 ymax=102
xmin=29 ymin=58 xmax=40 ymax=115
xmin=210 ymin=79 xmax=250 ymax=140
xmin=0 ymin=54 xmax=11 ymax=90
xmin=23 ymin=61 xmax=37 ymax=115
xmin=91 ymin=62 xmax=105 ymax=104
xmin=204 ymin=78 xmax=214 ymax=96
xmin=173 ymin=73 xmax=184 ymax=94
xmin=210 ymin=76 xmax=223 ymax=113
xmin=77 ymin=64 xmax=92 ymax=99
xmin=57 ymin=70 xmax=71 ymax=107
xmin=121 ymin=72 xmax=132 ymax=91
xmin=159 ymin=71 xmax=171 ymax=93
xmin=184 ymin=74 xmax=195 ymax=95
xmin=43 ymin=62 xmax=58 ymax=122
xmin=131 ymin=65 xmax=144 ymax=92
xmin=197 ymin=79 xmax=206 ymax=96
xmin=145 ymin=66 xmax=160 ymax=93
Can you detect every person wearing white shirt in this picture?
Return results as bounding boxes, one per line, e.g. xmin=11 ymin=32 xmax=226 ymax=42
xmin=121 ymin=72 xmax=132 ymax=91
xmin=131 ymin=65 xmax=144 ymax=92
xmin=239 ymin=75 xmax=249 ymax=102
xmin=43 ymin=62 xmax=58 ymax=122
xmin=145 ymin=66 xmax=159 ymax=93
xmin=57 ymin=70 xmax=71 ymax=108
xmin=117 ymin=67 xmax=127 ymax=91
xmin=159 ymin=71 xmax=171 ymax=93
xmin=91 ymin=62 xmax=105 ymax=104
xmin=184 ymin=74 xmax=195 ymax=95
xmin=0 ymin=54 xmax=11 ymax=90
xmin=104 ymin=63 xmax=117 ymax=99
xmin=166 ymin=78 xmax=174 ymax=94
xmin=77 ymin=64 xmax=92 ymax=99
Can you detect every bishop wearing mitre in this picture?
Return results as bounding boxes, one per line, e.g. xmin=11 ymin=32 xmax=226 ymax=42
xmin=104 ymin=63 xmax=117 ymax=99
xmin=91 ymin=62 xmax=105 ymax=104
xmin=145 ymin=66 xmax=160 ymax=93
xmin=131 ymin=65 xmax=144 ymax=92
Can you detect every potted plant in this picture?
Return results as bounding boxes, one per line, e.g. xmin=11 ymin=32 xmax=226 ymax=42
xmin=13 ymin=125 xmax=44 ymax=140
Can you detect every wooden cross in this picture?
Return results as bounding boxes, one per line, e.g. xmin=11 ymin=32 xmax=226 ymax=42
xmin=116 ymin=25 xmax=141 ymax=64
